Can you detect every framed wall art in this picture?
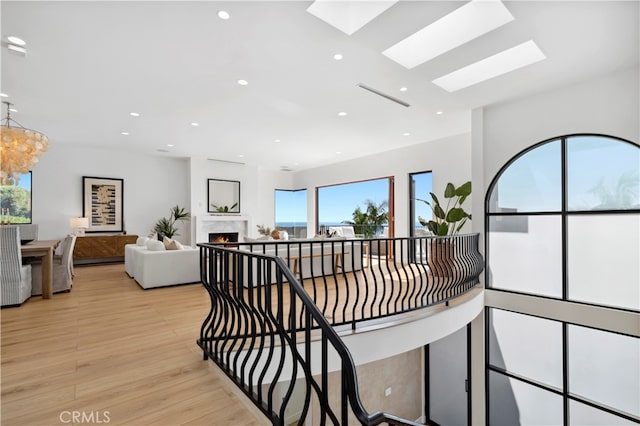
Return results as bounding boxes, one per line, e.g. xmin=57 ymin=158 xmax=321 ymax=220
xmin=208 ymin=179 xmax=240 ymax=213
xmin=82 ymin=176 xmax=124 ymax=233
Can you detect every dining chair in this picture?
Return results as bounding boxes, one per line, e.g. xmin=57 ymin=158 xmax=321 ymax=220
xmin=31 ymin=234 xmax=77 ymax=295
xmin=1 ymin=226 xmax=33 ymax=307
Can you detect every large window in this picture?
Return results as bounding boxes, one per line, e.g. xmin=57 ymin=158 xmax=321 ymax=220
xmin=275 ymin=189 xmax=307 ymax=238
xmin=485 ymin=134 xmax=640 ymax=426
xmin=486 ymin=134 xmax=640 ymax=310
xmin=316 ymin=177 xmax=393 ymax=238
xmin=487 ymin=308 xmax=639 ymax=425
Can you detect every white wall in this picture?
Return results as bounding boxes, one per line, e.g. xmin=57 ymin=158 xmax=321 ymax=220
xmin=481 ymin=66 xmax=639 ymax=190
xmin=292 ymin=133 xmax=472 ymax=237
xmin=31 ymin=143 xmax=189 ymax=241
xmin=187 ymin=158 xmax=293 ymax=242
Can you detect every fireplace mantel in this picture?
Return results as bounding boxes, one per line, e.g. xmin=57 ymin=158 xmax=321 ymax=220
xmin=194 ymin=215 xmax=251 ymax=244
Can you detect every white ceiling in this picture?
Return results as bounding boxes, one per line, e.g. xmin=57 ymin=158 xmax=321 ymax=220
xmin=2 ymin=1 xmax=638 ymax=172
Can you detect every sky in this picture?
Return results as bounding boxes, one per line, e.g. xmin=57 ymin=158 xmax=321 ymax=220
xmin=492 ymin=136 xmax=640 ymax=212
xmin=16 ymin=172 xmax=32 ymax=191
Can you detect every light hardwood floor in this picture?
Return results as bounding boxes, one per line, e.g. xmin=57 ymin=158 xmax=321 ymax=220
xmin=1 ymin=264 xmax=268 ymax=426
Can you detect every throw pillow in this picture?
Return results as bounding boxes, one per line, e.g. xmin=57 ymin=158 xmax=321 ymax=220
xmin=136 ymin=236 xmax=149 ymax=246
xmin=146 ymin=239 xmax=165 ymax=251
xmin=163 ymin=236 xmax=185 ymax=250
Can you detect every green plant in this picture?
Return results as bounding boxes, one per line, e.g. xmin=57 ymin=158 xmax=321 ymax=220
xmin=343 ymin=199 xmax=388 ymax=238
xmin=211 ymin=202 xmax=238 ymax=213
xmin=256 ymin=224 xmax=273 ymax=236
xmin=151 ymin=205 xmax=190 ymax=239
xmin=418 ymin=181 xmax=472 ymax=236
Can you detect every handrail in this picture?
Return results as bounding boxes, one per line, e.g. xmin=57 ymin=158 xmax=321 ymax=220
xmin=197 ymin=234 xmax=483 ymax=425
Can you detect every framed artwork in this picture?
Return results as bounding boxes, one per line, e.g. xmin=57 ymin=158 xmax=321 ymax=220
xmin=83 ymin=176 xmax=123 ymax=233
xmin=208 ymin=179 xmax=240 ymax=213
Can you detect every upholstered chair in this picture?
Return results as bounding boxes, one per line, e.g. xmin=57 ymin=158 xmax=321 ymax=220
xmin=31 ymin=234 xmax=77 ymax=295
xmin=1 ymin=226 xmax=32 ymax=307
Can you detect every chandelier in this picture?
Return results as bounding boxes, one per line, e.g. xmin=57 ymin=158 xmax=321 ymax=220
xmin=1 ymin=101 xmax=48 ymax=185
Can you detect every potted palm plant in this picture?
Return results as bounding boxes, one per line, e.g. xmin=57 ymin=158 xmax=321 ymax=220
xmin=151 ymin=205 xmax=190 ymax=240
xmin=418 ymin=181 xmax=472 ymax=276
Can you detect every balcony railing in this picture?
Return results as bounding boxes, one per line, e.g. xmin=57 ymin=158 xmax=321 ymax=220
xmin=197 ymin=234 xmax=483 ymax=425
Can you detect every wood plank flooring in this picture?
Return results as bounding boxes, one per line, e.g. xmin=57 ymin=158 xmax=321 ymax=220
xmin=1 ymin=264 xmax=268 ymax=426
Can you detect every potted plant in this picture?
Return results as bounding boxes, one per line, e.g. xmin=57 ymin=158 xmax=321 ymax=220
xmin=152 ymin=205 xmax=191 ymax=240
xmin=210 ymin=202 xmax=238 ymax=213
xmin=417 ymin=181 xmax=472 ymax=276
xmin=417 ymin=181 xmax=472 ymax=236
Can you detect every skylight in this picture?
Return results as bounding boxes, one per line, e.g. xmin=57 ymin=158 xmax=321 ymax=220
xmin=382 ymin=0 xmax=514 ymax=69
xmin=307 ymin=0 xmax=398 ymax=36
xmin=432 ymin=40 xmax=546 ymax=92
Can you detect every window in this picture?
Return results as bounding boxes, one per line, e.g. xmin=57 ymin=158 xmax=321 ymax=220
xmin=486 ymin=134 xmax=640 ymax=310
xmin=409 ymin=171 xmax=432 ymax=237
xmin=275 ymin=189 xmax=307 ymax=238
xmin=0 ymin=171 xmax=32 ymax=223
xmin=316 ymin=177 xmax=393 ymax=238
xmin=487 ymin=308 xmax=639 ymax=425
xmin=485 ymin=134 xmax=640 ymax=426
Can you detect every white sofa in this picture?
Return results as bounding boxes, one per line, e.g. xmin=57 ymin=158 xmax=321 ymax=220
xmin=124 ymin=239 xmax=200 ymax=289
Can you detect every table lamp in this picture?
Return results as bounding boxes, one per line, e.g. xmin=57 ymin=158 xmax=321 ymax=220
xmin=70 ymin=217 xmax=89 ymax=236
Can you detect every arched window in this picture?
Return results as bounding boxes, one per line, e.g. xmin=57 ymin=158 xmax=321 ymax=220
xmin=485 ymin=134 xmax=640 ymax=425
xmin=485 ymin=134 xmax=639 ymax=310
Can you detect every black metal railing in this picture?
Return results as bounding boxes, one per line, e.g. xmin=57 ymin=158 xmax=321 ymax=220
xmin=197 ymin=235 xmax=483 ymax=425
xmin=212 ymin=235 xmax=483 ymax=329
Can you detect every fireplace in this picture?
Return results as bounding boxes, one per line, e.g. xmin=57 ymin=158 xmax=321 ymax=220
xmin=209 ymin=232 xmax=239 ymax=244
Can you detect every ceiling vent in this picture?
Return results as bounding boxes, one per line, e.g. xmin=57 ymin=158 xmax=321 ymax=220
xmin=356 ymin=83 xmax=410 ymax=107
xmin=207 ymin=158 xmax=246 ymax=166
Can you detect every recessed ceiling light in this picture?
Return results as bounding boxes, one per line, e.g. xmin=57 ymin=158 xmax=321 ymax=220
xmin=130 ymin=112 xmax=140 ymax=117
xmin=400 ymin=87 xmax=408 ymax=92
xmin=0 ymin=93 xmax=8 ymax=98
xmin=9 ymin=108 xmax=18 ymax=113
xmin=274 ymin=139 xmax=281 ymax=143
xmin=383 ymin=0 xmax=514 ymax=69
xmin=217 ymin=10 xmax=230 ymax=20
xmin=191 ymin=122 xmax=199 ymax=127
xmin=7 ymin=44 xmax=27 ymax=55
xmin=7 ymin=36 xmax=26 ymax=46
xmin=432 ymin=40 xmax=546 ymax=92
xmin=436 ymin=111 xmax=444 ymax=115
xmin=237 ymin=79 xmax=249 ymax=86
xmin=333 ymin=53 xmax=343 ymax=60
xmin=403 ymin=132 xmax=411 ymax=136
xmin=121 ymin=132 xmax=129 ymax=136
xmin=336 ymin=151 xmax=342 ymax=154
xmin=238 ymin=154 xmax=244 ymax=158
xmin=167 ymin=144 xmax=174 ymax=147
xmin=338 ymin=112 xmax=347 ymax=116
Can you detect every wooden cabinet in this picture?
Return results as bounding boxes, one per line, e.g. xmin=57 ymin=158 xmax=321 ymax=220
xmin=74 ymin=234 xmax=138 ymax=265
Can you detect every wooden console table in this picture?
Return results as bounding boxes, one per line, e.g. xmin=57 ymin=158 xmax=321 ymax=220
xmin=74 ymin=234 xmax=138 ymax=265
